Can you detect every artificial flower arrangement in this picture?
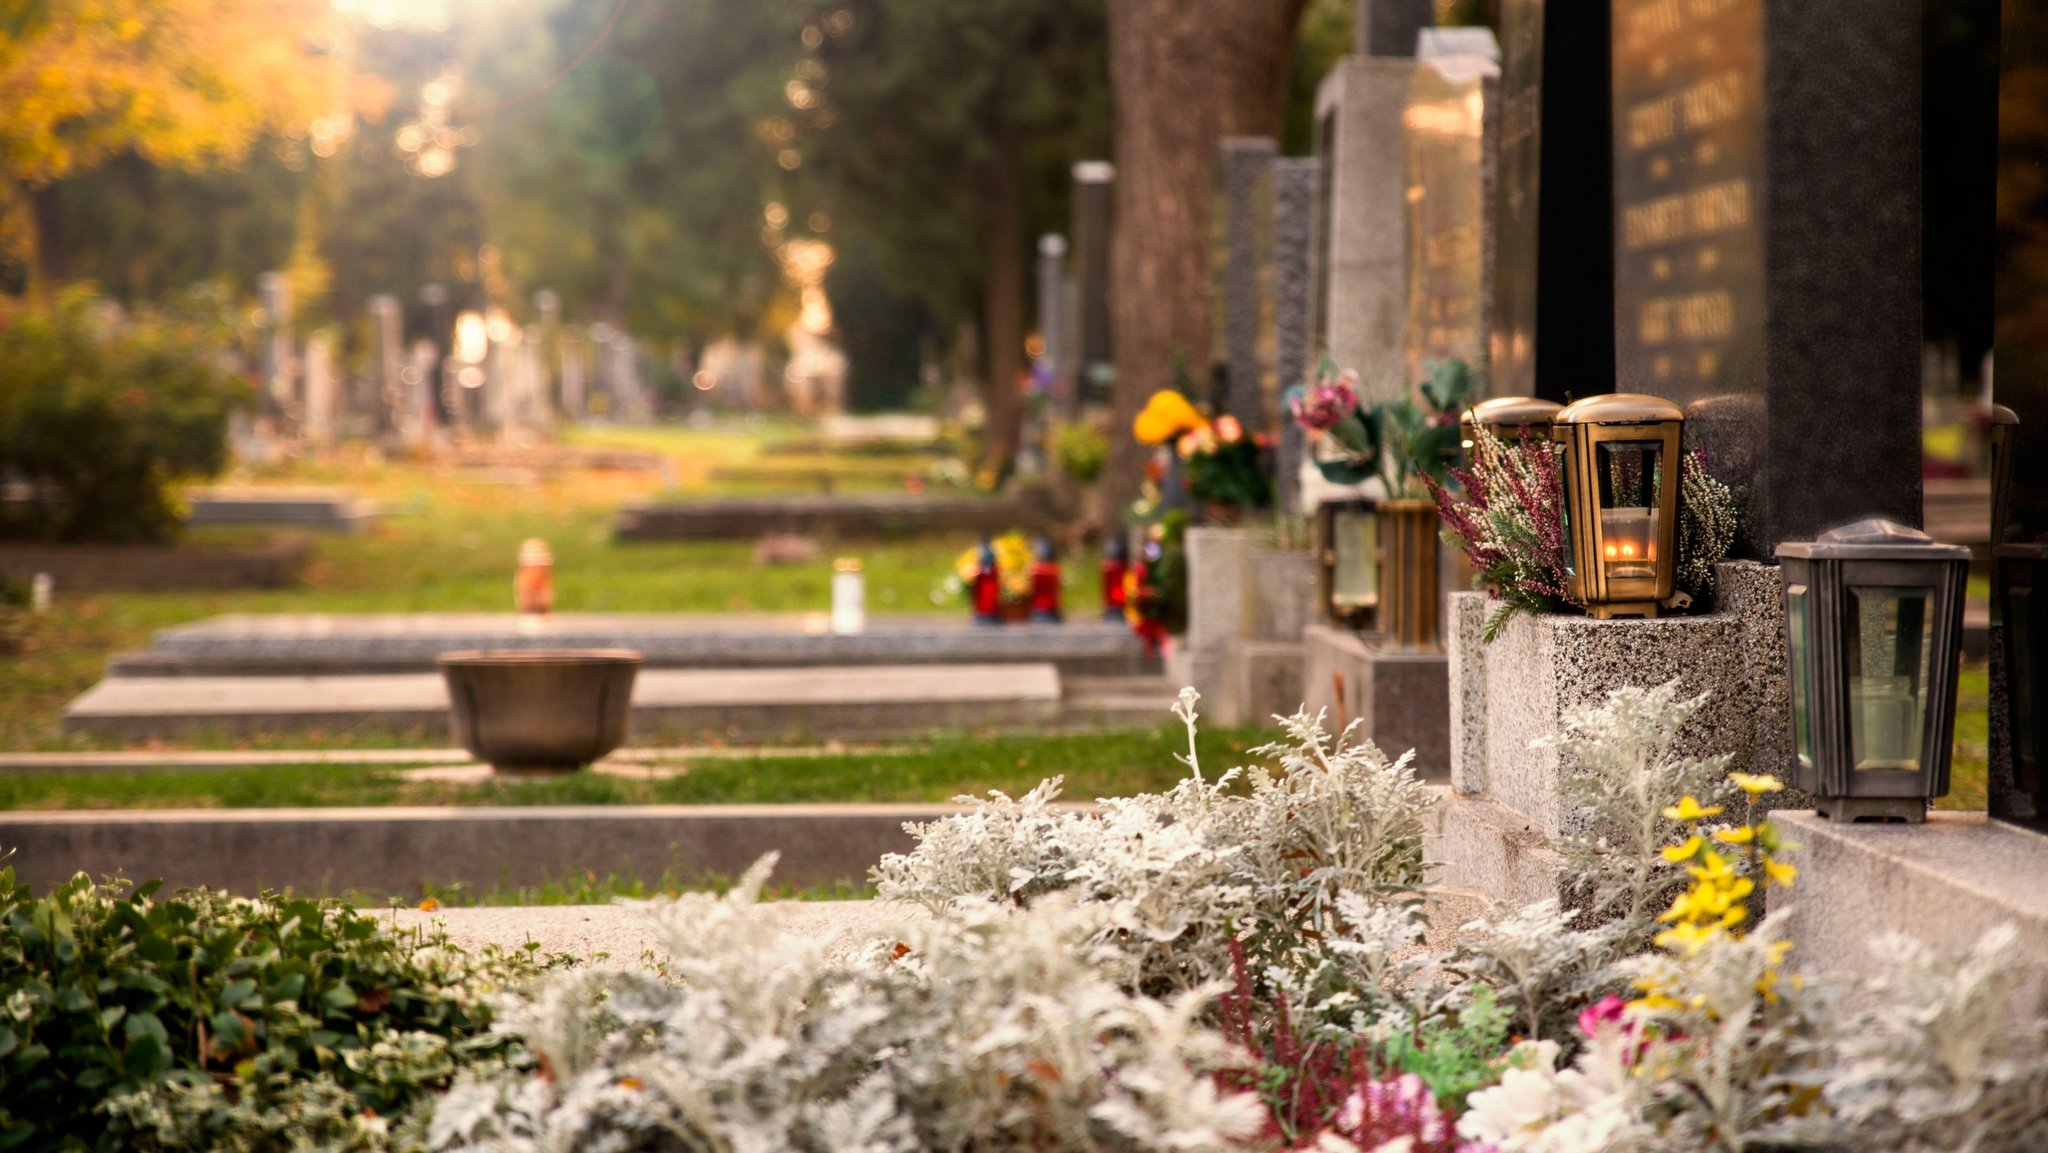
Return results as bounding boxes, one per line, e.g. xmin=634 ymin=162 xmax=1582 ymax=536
xmin=933 ymin=531 xmax=1037 ymax=615
xmin=1428 ymin=422 xmax=1740 ymax=641
xmin=1131 ymin=385 xmax=1273 ymax=515
xmin=1287 ymin=357 xmax=1478 ymax=497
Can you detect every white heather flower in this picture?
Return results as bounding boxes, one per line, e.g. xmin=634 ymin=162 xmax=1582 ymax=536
xmin=1457 ymin=1041 xmax=1564 ymax=1149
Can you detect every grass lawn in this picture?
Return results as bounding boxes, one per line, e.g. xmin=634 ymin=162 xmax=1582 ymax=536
xmin=0 ymin=723 xmax=1275 ymax=811
xmin=1938 ymin=661 xmax=1990 ymax=813
xmin=1 ymin=421 xmax=1093 ymax=750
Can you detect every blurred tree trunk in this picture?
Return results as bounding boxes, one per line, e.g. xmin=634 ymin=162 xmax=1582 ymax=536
xmin=979 ymin=133 xmax=1029 ymax=481
xmin=1104 ymin=0 xmax=1309 ymax=509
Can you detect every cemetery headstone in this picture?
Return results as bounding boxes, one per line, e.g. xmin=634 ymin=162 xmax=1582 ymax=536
xmin=1609 ymin=0 xmax=1921 ymax=553
xmin=1355 ymin=0 xmax=1434 ymax=58
xmin=258 ymin=271 xmax=294 ymax=423
xmin=1273 ymin=158 xmax=1318 ymax=515
xmin=1213 ymin=137 xmax=1279 ymax=427
xmin=1993 ymin=0 xmax=2048 ymax=823
xmin=1071 ymin=162 xmax=1116 ymax=405
xmin=367 ymin=294 xmax=404 ymax=434
xmin=1312 ymin=15 xmax=1422 ymax=406
xmin=1491 ymin=0 xmax=1614 ymax=401
xmin=302 ymin=331 xmax=336 ymax=447
xmin=1402 ymin=29 xmax=1499 ymax=388
xmin=1037 ymin=234 xmax=1071 ymax=409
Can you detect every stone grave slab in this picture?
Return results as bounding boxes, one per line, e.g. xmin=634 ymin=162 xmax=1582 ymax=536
xmin=614 ymin=490 xmax=1059 ymax=540
xmin=63 ymin=664 xmax=1063 ymax=743
xmin=185 ymin=486 xmax=379 ymax=533
xmin=112 ymin=612 xmax=1150 ymax=677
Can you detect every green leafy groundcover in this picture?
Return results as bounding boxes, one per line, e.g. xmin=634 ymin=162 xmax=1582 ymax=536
xmin=0 ymin=861 xmax=565 ymax=1152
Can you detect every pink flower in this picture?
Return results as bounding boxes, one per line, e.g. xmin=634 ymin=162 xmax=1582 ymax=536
xmin=1578 ymin=994 xmax=1630 ymax=1039
xmin=1215 ymin=413 xmax=1243 ymax=444
xmin=1289 ymin=368 xmax=1360 ymax=431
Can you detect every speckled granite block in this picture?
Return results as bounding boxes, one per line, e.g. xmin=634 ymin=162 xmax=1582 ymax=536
xmin=1303 ymin=625 xmax=1449 ymax=778
xmin=1448 ymin=592 xmax=1489 ymax=794
xmin=1248 ymin=548 xmax=1318 ymax=641
xmin=1424 ymin=789 xmax=1565 ymax=909
xmin=1230 ymin=638 xmax=1305 ymax=726
xmin=1777 ymin=812 xmax=2048 ymax=1017
xmin=1456 ymin=561 xmax=1807 ymax=841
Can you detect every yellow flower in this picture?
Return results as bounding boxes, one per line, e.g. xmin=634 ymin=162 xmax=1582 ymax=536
xmin=1661 ymin=835 xmax=1705 ymax=863
xmin=1629 ymin=992 xmax=1686 ymax=1013
xmin=1764 ymin=859 xmax=1799 ymax=888
xmin=418 ymin=897 xmax=441 ymax=911
xmin=1662 ymin=796 xmax=1725 ymax=822
xmin=1133 ymin=390 xmax=1205 ymax=445
xmin=1713 ymin=826 xmax=1756 ymax=845
xmin=1728 ymin=772 xmax=1785 ymax=795
xmin=1654 ymin=921 xmax=1722 ymax=955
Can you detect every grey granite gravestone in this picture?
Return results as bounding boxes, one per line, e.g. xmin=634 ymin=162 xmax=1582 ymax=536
xmin=1274 ymin=159 xmax=1318 ymax=516
xmin=1491 ymin=0 xmax=1614 ymax=403
xmin=1213 ymin=138 xmax=1279 ymax=428
xmin=1071 ymin=162 xmax=1116 ymax=406
xmin=367 ymin=294 xmax=403 ymax=435
xmin=1402 ymin=29 xmax=1500 ymax=391
xmin=1609 ymin=0 xmax=1921 ymax=555
xmin=1037 ymin=234 xmax=1071 ymax=410
xmin=1313 ymin=53 xmax=1415 ymax=406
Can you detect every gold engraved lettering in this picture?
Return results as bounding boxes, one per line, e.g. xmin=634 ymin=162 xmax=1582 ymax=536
xmin=1672 ymin=291 xmax=1734 ymax=338
xmin=1679 ymin=73 xmax=1741 ymax=131
xmin=1628 ymin=97 xmax=1678 ymax=148
xmin=1621 ymin=0 xmax=1684 ymax=51
xmin=1653 ymin=355 xmax=1674 ymax=379
xmin=1698 ymin=351 xmax=1720 ymax=377
xmin=1651 ymin=257 xmax=1673 ymax=280
xmin=1639 ymin=300 xmax=1672 ymax=344
xmin=1621 ymin=178 xmax=1749 ymax=248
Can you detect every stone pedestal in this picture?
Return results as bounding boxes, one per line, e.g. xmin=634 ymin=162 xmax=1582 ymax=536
xmin=1436 ymin=561 xmax=1804 ymax=902
xmin=1302 ymin=624 xmax=1450 ymax=779
xmin=1185 ymin=527 xmax=1253 ymax=721
xmin=1229 ymin=547 xmax=1317 ymax=724
xmin=1777 ymin=812 xmax=2048 ymax=1016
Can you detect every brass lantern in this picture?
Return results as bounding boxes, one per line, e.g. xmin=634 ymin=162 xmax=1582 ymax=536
xmin=1778 ymin=521 xmax=1970 ymax=823
xmin=1317 ymin=497 xmax=1378 ymax=629
xmin=1460 ymin=396 xmax=1563 ymax=454
xmin=1553 ymin=394 xmax=1684 ymax=618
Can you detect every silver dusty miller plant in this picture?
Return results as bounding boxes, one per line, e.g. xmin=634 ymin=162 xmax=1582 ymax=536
xmin=427 ymin=856 xmax=1266 ymax=1153
xmin=873 ymin=688 xmax=1433 ymax=992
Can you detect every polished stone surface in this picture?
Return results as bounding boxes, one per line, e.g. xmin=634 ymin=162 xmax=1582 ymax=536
xmin=1272 ymin=158 xmax=1317 ymax=514
xmin=1314 ymin=57 xmax=1414 ymax=406
xmin=1778 ymin=811 xmax=2048 ymax=1016
xmin=120 ymin=612 xmax=1148 ymax=677
xmin=63 ymin=663 xmax=1064 ymax=742
xmin=1215 ymin=136 xmax=1278 ymax=427
xmin=1611 ymin=0 xmax=1922 ymax=554
xmin=1403 ymin=31 xmax=1499 ymax=386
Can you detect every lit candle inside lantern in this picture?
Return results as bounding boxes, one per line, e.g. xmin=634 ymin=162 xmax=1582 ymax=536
xmin=1599 ymin=508 xmax=1658 ymax=580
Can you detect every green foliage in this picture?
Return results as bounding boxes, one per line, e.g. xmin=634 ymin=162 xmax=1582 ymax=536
xmin=1379 ymin=984 xmax=1512 ymax=1113
xmin=0 ymin=289 xmax=250 ymax=543
xmin=1051 ymin=419 xmax=1109 ymax=483
xmin=0 ymin=861 xmax=565 ymax=1151
xmin=1378 ymin=358 xmax=1480 ymax=498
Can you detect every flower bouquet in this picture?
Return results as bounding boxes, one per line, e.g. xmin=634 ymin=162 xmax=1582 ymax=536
xmin=1287 ymin=359 xmax=1378 ymax=485
xmin=1132 ymin=388 xmax=1272 ymax=521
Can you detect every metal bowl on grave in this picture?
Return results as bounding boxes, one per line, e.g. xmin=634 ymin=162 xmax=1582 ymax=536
xmin=437 ymin=649 xmax=642 ymax=773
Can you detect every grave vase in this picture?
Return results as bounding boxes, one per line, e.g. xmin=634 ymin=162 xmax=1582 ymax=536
xmin=1379 ymin=499 xmax=1441 ymax=651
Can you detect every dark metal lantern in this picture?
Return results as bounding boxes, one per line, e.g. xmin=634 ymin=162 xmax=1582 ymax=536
xmin=1997 ymin=541 xmax=2048 ymax=811
xmin=1553 ymin=394 xmax=1684 ymax=618
xmin=1316 ymin=497 xmax=1378 ymax=630
xmin=1777 ymin=520 xmax=1970 ymax=823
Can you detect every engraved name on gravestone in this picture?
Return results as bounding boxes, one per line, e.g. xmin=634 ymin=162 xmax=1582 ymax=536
xmin=1611 ymin=0 xmax=1764 ymax=406
xmin=1402 ymin=30 xmax=1499 ymax=388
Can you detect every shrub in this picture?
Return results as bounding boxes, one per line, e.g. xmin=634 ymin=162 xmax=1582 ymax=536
xmin=0 ymin=287 xmax=251 ymax=543
xmin=1051 ymin=419 xmax=1110 ymax=483
xmin=0 ymin=862 xmax=565 ymax=1151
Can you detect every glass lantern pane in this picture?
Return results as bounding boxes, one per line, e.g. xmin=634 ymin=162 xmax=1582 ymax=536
xmin=1787 ymin=585 xmax=1814 ymax=771
xmin=1594 ymin=441 xmax=1663 ymax=582
xmin=1332 ymin=509 xmax=1378 ymax=608
xmin=1846 ymin=586 xmax=1935 ymax=772
xmin=2014 ymin=587 xmax=2039 ymax=764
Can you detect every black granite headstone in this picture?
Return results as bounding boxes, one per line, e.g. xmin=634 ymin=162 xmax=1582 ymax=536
xmin=1991 ymin=0 xmax=2048 ymax=824
xmin=1610 ymin=0 xmax=1921 ymax=556
xmin=1275 ymin=158 xmax=1318 ymax=514
xmin=1212 ymin=138 xmax=1279 ymax=427
xmin=1490 ymin=0 xmax=1614 ymax=403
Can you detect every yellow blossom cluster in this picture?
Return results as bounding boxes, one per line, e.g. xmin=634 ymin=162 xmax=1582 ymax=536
xmin=1633 ymin=771 xmax=1800 ymax=1009
xmin=1132 ymin=390 xmax=1206 ymax=446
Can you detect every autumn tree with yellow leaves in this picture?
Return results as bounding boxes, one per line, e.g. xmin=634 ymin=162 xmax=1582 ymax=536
xmin=0 ymin=0 xmax=347 ymax=286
